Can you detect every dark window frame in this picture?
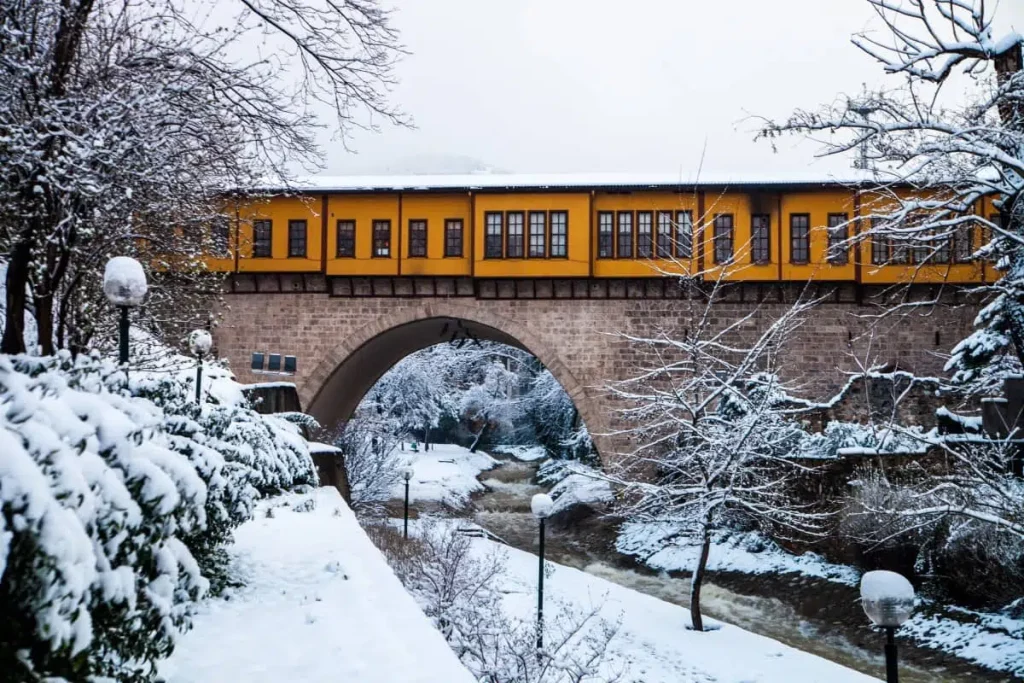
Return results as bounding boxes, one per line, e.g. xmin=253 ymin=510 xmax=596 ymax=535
xmin=213 ymin=217 xmax=231 ymax=257
xmin=751 ymin=213 xmax=771 ymax=265
xmin=676 ymin=210 xmax=693 ymax=259
xmin=336 ymin=219 xmax=356 ymax=258
xmin=288 ymin=219 xmax=307 ymax=258
xmin=408 ymin=219 xmax=428 ymax=258
xmin=713 ymin=214 xmax=734 ymax=264
xmin=267 ymin=353 xmax=282 ymax=372
xmin=616 ymin=211 xmax=634 ymax=259
xmin=597 ymin=211 xmax=614 ymax=259
xmin=826 ymin=213 xmax=849 ymax=265
xmin=870 ymin=218 xmax=891 ymax=265
xmin=253 ymin=219 xmax=272 ymax=258
xmin=790 ymin=213 xmax=810 ymax=265
xmin=444 ymin=218 xmax=464 ymax=258
xmin=484 ymin=212 xmax=503 ymax=259
xmin=528 ymin=211 xmax=547 ymax=258
xmin=954 ymin=222 xmax=973 ymax=263
xmin=372 ymin=219 xmax=391 ymax=258
xmin=656 ymin=211 xmax=672 ymax=258
xmin=549 ymin=210 xmax=568 ymax=259
xmin=637 ymin=211 xmax=653 ymax=258
xmin=506 ymin=211 xmax=525 ymax=259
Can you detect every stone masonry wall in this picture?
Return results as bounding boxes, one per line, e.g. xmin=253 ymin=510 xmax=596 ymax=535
xmin=214 ymin=289 xmax=978 ymax=467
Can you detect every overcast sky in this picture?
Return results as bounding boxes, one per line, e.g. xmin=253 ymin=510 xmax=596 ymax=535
xmin=319 ymin=0 xmax=1024 ymax=177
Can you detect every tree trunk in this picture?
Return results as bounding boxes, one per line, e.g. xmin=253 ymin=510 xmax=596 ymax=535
xmin=2 ymin=241 xmax=32 ymax=354
xmin=423 ymin=424 xmax=430 ymax=452
xmin=689 ymin=521 xmax=712 ymax=632
xmin=469 ymin=423 xmax=488 ymax=453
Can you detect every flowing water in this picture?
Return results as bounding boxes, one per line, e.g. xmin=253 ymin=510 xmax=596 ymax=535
xmin=466 ymin=458 xmax=1012 ymax=683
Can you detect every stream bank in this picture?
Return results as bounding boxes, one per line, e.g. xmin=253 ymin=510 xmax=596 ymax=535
xmin=464 ymin=455 xmax=1016 ymax=683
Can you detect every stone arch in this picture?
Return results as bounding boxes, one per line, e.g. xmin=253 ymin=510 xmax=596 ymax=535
xmin=300 ymin=301 xmax=607 ymax=456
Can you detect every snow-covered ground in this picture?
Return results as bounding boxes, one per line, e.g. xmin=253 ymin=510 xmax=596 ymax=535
xmin=492 ymin=444 xmax=548 ymax=461
xmin=617 ymin=521 xmax=1024 ymax=677
xmin=463 ymin=530 xmax=878 ymax=683
xmin=390 ymin=443 xmax=498 ymax=508
xmin=159 ymin=488 xmax=475 ymax=683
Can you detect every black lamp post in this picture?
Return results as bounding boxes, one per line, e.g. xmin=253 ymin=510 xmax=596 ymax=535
xmin=860 ymin=570 xmax=916 ymax=683
xmin=400 ymin=466 xmax=414 ymax=539
xmin=531 ymin=493 xmax=553 ymax=654
xmin=103 ymin=257 xmax=147 ymax=373
xmin=188 ymin=330 xmax=212 ymax=403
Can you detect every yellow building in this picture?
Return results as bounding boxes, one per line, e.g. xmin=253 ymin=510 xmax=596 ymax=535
xmin=207 ymin=174 xmax=991 ymax=286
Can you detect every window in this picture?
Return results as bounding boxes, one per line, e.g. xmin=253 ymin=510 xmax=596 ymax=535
xmin=372 ymin=220 xmax=391 ymax=258
xmin=267 ymin=353 xmax=281 ymax=372
xmin=529 ymin=211 xmax=547 ymax=257
xmin=253 ymin=219 xmax=272 ymax=258
xmin=213 ymin=217 xmax=231 ymax=256
xmin=713 ymin=214 xmax=734 ymax=264
xmin=637 ymin=211 xmax=653 ymax=258
xmin=598 ymin=212 xmax=614 ymax=258
xmin=283 ymin=356 xmax=297 ymax=374
xmin=826 ymin=213 xmax=848 ymax=265
xmin=251 ymin=352 xmax=265 ymax=371
xmin=408 ymin=219 xmax=427 ymax=258
xmin=751 ymin=214 xmax=771 ymax=264
xmin=931 ymin=229 xmax=952 ymax=264
xmin=336 ymin=220 xmax=355 ymax=257
xmin=288 ymin=219 xmax=307 ymax=258
xmin=954 ymin=223 xmax=973 ymax=262
xmin=676 ymin=211 xmax=693 ymax=259
xmin=617 ymin=212 xmax=633 ymax=258
xmin=485 ymin=212 xmax=503 ymax=258
xmin=790 ymin=214 xmax=810 ymax=264
xmin=506 ymin=212 xmax=524 ymax=258
xmin=550 ymin=211 xmax=567 ymax=258
xmin=445 ymin=219 xmax=463 ymax=257
xmin=871 ymin=218 xmax=891 ymax=265
xmin=656 ymin=211 xmax=672 ymax=258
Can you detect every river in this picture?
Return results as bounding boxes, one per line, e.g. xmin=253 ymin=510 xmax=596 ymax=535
xmin=461 ymin=456 xmax=1013 ymax=683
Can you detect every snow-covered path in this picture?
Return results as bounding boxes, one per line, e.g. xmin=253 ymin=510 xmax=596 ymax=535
xmin=472 ymin=535 xmax=880 ymax=683
xmin=159 ymin=488 xmax=475 ymax=683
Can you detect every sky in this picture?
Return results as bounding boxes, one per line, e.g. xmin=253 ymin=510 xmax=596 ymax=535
xmin=313 ymin=0 xmax=1024 ymax=177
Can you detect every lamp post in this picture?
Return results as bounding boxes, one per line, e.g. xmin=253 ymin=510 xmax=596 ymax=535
xmin=531 ymin=493 xmax=553 ymax=654
xmin=102 ymin=257 xmax=148 ymax=368
xmin=400 ymin=466 xmax=414 ymax=539
xmin=188 ymin=330 xmax=213 ymax=404
xmin=860 ymin=570 xmax=916 ymax=683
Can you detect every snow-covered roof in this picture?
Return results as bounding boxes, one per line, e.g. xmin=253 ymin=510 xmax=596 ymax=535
xmin=251 ymin=170 xmax=882 ymax=194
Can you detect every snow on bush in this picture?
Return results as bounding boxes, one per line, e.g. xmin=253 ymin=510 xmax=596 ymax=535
xmin=0 ymin=351 xmax=316 ymax=681
xmin=537 ymin=459 xmax=613 ymax=516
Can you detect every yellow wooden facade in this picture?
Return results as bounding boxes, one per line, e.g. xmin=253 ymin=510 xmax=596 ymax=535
xmin=205 ymin=180 xmax=994 ymax=286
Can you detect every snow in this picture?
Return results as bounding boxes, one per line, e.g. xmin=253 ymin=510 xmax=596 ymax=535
xmin=307 ymin=441 xmax=341 ymax=455
xmin=464 ymin=530 xmax=878 ymax=683
xmin=101 ymin=256 xmax=147 ymax=307
xmin=617 ymin=523 xmax=862 ymax=585
xmin=159 ymin=488 xmax=475 ymax=683
xmin=255 ymin=170 xmax=879 ymax=194
xmin=493 ymin=444 xmax=548 ymax=461
xmin=860 ymin=570 xmax=915 ymax=602
xmin=187 ymin=330 xmax=212 ymax=356
xmin=530 ymin=493 xmax=554 ymax=518
xmin=390 ymin=444 xmax=498 ymax=509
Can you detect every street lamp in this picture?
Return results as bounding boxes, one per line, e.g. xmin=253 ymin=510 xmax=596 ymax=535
xmin=531 ymin=493 xmax=554 ymax=654
xmin=400 ymin=466 xmax=414 ymax=539
xmin=188 ymin=329 xmax=212 ymax=404
xmin=860 ymin=570 xmax=916 ymax=683
xmin=102 ymin=257 xmax=147 ymax=366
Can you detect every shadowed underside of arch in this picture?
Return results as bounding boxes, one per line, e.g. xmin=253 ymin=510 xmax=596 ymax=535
xmin=300 ymin=303 xmax=605 ymax=456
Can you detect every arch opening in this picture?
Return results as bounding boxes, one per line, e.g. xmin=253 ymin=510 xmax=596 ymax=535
xmin=304 ymin=315 xmax=602 ymax=461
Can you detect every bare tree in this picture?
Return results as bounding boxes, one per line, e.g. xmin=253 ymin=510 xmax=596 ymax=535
xmin=334 ymin=415 xmax=403 ymax=516
xmin=0 ymin=0 xmax=404 ymax=354
xmin=759 ymin=0 xmax=1023 ymax=389
xmin=606 ymin=282 xmax=826 ymax=631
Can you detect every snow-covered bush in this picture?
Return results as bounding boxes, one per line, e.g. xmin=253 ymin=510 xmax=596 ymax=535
xmin=0 ymin=351 xmax=315 ymax=681
xmin=333 ymin=416 xmax=403 ymax=516
xmin=368 ymin=521 xmax=626 ymax=682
